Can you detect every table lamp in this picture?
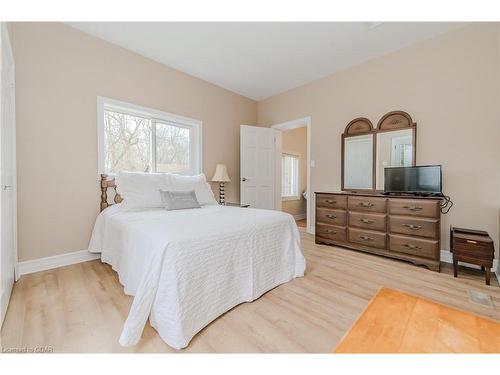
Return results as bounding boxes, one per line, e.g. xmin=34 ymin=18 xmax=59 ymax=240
xmin=211 ymin=164 xmax=231 ymax=204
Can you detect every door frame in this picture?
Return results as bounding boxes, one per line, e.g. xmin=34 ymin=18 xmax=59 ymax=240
xmin=1 ymin=22 xmax=18 ymax=282
xmin=272 ymin=117 xmax=312 ymax=234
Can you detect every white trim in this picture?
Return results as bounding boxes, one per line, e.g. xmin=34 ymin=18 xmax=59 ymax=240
xmin=293 ymin=213 xmax=306 ymax=220
xmin=440 ymin=250 xmax=498 ymax=272
xmin=273 ymin=129 xmax=282 ymax=212
xmin=96 ymin=96 xmax=202 ymax=177
xmin=1 ymin=23 xmax=19 ymax=282
xmin=272 ymin=117 xmax=310 ymax=131
xmin=17 ymin=250 xmax=101 ymax=277
xmin=272 ymin=116 xmax=313 ymax=235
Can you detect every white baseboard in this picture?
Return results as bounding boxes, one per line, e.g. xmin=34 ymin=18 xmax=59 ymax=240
xmin=440 ymin=250 xmax=498 ymax=272
xmin=18 ymin=250 xmax=101 ymax=277
xmin=293 ymin=213 xmax=306 ymax=220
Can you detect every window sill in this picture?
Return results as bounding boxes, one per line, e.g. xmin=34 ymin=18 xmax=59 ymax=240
xmin=282 ymin=196 xmax=301 ymax=202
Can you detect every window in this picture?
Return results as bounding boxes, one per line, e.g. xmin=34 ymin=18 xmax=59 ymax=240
xmin=97 ymin=97 xmax=201 ymax=175
xmin=282 ymin=154 xmax=299 ymax=200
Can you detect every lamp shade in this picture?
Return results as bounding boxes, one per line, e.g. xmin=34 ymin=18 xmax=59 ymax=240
xmin=211 ymin=164 xmax=231 ymax=182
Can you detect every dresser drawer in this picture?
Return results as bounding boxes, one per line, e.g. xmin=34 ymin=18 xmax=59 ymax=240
xmin=316 ymin=224 xmax=346 ymax=243
xmin=388 ymin=199 xmax=440 ymax=218
xmin=348 ymin=196 xmax=386 ymax=213
xmin=316 ymin=194 xmax=347 ymax=209
xmin=389 ymin=216 xmax=438 ymax=239
xmin=349 ymin=212 xmax=386 ymax=232
xmin=389 ymin=234 xmax=438 ymax=259
xmin=452 ymin=242 xmax=494 ymax=261
xmin=316 ymin=208 xmax=347 ymax=226
xmin=348 ymin=228 xmax=386 ymax=249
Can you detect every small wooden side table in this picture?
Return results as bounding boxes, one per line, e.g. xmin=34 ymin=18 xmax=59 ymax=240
xmin=450 ymin=227 xmax=495 ymax=285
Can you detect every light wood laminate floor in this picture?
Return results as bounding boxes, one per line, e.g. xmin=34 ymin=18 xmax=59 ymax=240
xmin=295 ymin=219 xmax=307 ymax=228
xmin=1 ymin=229 xmax=499 ymax=353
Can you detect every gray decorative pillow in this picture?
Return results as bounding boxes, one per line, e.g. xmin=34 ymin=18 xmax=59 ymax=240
xmin=159 ymin=189 xmax=201 ymax=210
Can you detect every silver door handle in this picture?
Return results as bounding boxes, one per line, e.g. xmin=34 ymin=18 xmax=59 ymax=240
xmin=402 ymin=224 xmax=422 ymax=230
xmin=403 ymin=205 xmax=423 ymax=211
xmin=402 ymin=243 xmax=422 ymax=250
xmin=359 ymin=235 xmax=374 ymax=241
xmin=2 ymin=185 xmax=12 ymax=190
xmin=359 ymin=201 xmax=374 ymax=208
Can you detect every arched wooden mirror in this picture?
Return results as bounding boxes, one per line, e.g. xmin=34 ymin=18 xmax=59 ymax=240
xmin=375 ymin=111 xmax=417 ymax=190
xmin=341 ymin=118 xmax=375 ymax=191
xmin=341 ymin=111 xmax=417 ymax=192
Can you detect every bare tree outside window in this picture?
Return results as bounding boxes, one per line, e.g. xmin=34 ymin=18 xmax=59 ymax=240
xmin=155 ymin=122 xmax=190 ymax=173
xmin=104 ymin=110 xmax=151 ymax=173
xmin=99 ymin=98 xmax=200 ymax=175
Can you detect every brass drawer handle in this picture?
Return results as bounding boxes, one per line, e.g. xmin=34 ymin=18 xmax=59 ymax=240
xmin=325 ymin=199 xmax=336 ymax=204
xmin=359 ymin=235 xmax=373 ymax=241
xmin=402 ymin=243 xmax=422 ymax=250
xmin=403 ymin=205 xmax=423 ymax=211
xmin=326 ymin=214 xmax=337 ymax=219
xmin=323 ymin=229 xmax=337 ymax=234
xmin=466 ymin=240 xmax=477 ymax=244
xmin=402 ymin=224 xmax=422 ymax=230
xmin=360 ymin=218 xmax=374 ymax=224
xmin=358 ymin=201 xmax=374 ymax=208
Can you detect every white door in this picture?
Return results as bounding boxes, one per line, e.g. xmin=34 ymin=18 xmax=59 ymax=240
xmin=240 ymin=125 xmax=276 ymax=209
xmin=0 ymin=23 xmax=16 ymax=328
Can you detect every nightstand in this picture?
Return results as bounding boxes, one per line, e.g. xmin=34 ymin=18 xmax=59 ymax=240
xmin=450 ymin=227 xmax=495 ymax=285
xmin=224 ymin=202 xmax=250 ymax=208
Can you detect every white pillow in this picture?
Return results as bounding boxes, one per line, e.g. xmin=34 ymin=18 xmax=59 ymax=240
xmin=169 ymin=173 xmax=217 ymax=206
xmin=115 ymin=172 xmax=170 ymax=208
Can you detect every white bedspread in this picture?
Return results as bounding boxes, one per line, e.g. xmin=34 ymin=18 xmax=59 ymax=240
xmin=88 ymin=204 xmax=305 ymax=349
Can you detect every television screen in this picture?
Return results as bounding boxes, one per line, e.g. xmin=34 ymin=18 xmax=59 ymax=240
xmin=384 ymin=165 xmax=442 ymax=194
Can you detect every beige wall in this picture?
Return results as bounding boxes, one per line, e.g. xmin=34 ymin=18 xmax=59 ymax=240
xmin=281 ymin=127 xmax=307 ymax=217
xmin=258 ymin=23 xmax=500 ymax=258
xmin=12 ymin=22 xmax=257 ymax=261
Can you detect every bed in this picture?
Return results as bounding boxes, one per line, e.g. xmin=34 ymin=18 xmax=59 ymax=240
xmin=88 ymin=173 xmax=306 ymax=349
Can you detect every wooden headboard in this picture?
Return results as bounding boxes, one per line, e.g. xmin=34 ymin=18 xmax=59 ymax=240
xmin=100 ymin=174 xmax=123 ymax=211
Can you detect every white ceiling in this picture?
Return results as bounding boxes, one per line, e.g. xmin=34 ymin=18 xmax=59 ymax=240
xmin=67 ymin=22 xmax=466 ymax=101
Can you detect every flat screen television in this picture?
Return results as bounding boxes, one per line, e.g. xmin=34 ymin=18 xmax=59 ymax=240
xmin=384 ymin=165 xmax=442 ymax=195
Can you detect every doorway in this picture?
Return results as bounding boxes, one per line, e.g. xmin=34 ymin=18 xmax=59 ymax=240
xmin=272 ymin=117 xmax=312 ymax=234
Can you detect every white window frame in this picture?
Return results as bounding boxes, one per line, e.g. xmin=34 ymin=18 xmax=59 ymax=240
xmin=281 ymin=153 xmax=300 ymax=201
xmin=97 ymin=96 xmax=202 ymax=177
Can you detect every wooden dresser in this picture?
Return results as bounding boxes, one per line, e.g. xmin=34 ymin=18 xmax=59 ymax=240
xmin=315 ymin=192 xmax=442 ymax=271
